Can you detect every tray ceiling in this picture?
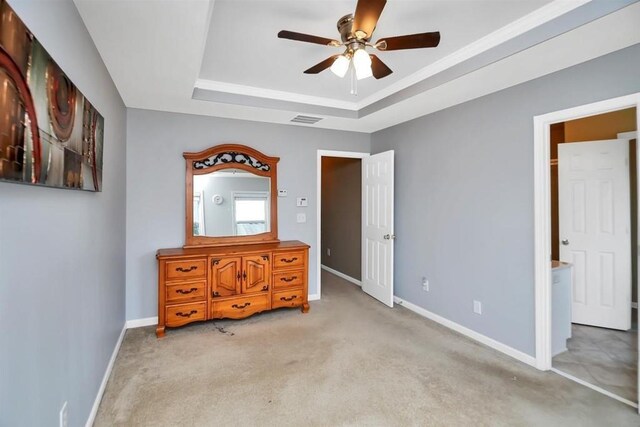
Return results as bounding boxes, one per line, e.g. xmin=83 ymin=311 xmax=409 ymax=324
xmin=74 ymin=0 xmax=640 ymax=132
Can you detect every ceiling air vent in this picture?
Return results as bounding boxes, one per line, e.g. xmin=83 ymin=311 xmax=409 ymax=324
xmin=290 ymin=115 xmax=323 ymax=125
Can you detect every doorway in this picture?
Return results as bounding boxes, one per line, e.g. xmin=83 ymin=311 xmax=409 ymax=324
xmin=316 ymin=150 xmax=368 ymax=298
xmin=310 ymin=150 xmax=396 ymax=308
xmin=533 ymin=93 xmax=640 ymax=410
xmin=321 ymin=156 xmax=363 ymax=287
xmin=551 ymin=109 xmax=637 ymax=405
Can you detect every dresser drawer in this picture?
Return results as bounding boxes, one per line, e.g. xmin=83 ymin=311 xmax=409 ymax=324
xmin=273 ymin=270 xmax=304 ymax=290
xmin=273 ymin=251 xmax=305 ymax=270
xmin=272 ymin=289 xmax=304 ymax=309
xmin=166 ymin=280 xmax=206 ymax=304
xmin=211 ymin=294 xmax=269 ymax=319
xmin=166 ymin=302 xmax=206 ymax=327
xmin=165 ymin=259 xmax=206 ymax=281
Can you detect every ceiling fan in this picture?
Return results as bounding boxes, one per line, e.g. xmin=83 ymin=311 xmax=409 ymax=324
xmin=277 ymin=0 xmax=440 ymax=81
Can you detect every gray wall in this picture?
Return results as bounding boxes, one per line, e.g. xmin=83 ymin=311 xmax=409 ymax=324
xmin=321 ymin=157 xmax=362 ymax=280
xmin=371 ymin=43 xmax=640 ymax=357
xmin=126 ymin=109 xmax=369 ymax=320
xmin=0 ymin=1 xmax=126 ymax=426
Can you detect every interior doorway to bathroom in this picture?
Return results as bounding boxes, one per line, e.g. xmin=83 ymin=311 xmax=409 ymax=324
xmin=548 ymin=107 xmax=638 ymax=406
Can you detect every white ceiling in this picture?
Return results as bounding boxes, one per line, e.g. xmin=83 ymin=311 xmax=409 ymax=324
xmin=74 ymin=0 xmax=640 ymax=133
xmin=200 ymin=0 xmax=550 ymax=102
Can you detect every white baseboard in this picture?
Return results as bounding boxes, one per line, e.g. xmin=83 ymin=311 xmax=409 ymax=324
xmin=125 ymin=316 xmax=158 ymax=329
xmin=85 ymin=323 xmax=126 ymax=427
xmin=308 ymin=293 xmax=320 ymax=301
xmin=321 ymin=265 xmax=362 ymax=287
xmin=393 ymin=296 xmax=537 ymax=368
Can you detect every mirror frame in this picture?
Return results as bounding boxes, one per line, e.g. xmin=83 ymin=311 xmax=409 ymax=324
xmin=183 ymin=144 xmax=279 ymax=248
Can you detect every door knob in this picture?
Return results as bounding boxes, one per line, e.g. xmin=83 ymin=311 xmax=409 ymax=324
xmin=561 ymin=239 xmax=569 ymax=246
xmin=383 ymin=234 xmax=396 ymax=240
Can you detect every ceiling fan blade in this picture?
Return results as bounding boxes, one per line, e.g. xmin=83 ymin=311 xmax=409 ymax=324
xmin=352 ymin=0 xmax=387 ymax=40
xmin=376 ymin=31 xmax=440 ymax=51
xmin=370 ymin=55 xmax=393 ymax=79
xmin=278 ymin=30 xmax=339 ymax=46
xmin=304 ymin=55 xmax=340 ymax=74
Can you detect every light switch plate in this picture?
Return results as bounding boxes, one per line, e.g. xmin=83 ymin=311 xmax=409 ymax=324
xmin=278 ymin=189 xmax=287 ymax=197
xmin=296 ymin=213 xmax=306 ymax=223
xmin=296 ymin=197 xmax=308 ymax=207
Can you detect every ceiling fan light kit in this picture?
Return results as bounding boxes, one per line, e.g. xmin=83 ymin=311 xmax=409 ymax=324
xmin=330 ymin=54 xmax=350 ymax=78
xmin=277 ymin=0 xmax=441 ymax=88
xmin=353 ymin=48 xmax=373 ymax=80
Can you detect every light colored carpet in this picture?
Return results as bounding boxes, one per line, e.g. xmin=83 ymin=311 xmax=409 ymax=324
xmin=95 ymin=271 xmax=639 ymax=426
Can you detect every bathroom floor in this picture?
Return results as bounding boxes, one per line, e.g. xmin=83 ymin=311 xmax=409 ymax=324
xmin=553 ymin=322 xmax=638 ymax=402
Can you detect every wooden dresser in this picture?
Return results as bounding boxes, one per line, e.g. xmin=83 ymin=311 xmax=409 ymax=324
xmin=156 ymin=240 xmax=309 ymax=337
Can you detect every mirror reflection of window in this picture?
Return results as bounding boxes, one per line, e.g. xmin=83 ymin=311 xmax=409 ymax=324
xmin=193 ymin=191 xmax=205 ymax=236
xmin=192 ymin=170 xmax=270 ymax=237
xmin=233 ymin=192 xmax=269 ymax=235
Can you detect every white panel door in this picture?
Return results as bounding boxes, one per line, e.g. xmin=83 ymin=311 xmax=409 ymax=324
xmin=362 ymin=150 xmax=394 ymax=307
xmin=558 ymin=139 xmax=631 ymax=331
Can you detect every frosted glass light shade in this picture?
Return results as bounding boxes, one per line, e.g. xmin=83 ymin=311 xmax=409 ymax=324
xmin=330 ymin=55 xmax=350 ymax=78
xmin=353 ymin=48 xmax=372 ymax=80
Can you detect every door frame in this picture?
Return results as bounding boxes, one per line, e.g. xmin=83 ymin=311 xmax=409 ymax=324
xmin=315 ymin=150 xmax=370 ymax=300
xmin=533 ymin=93 xmax=640 ymax=406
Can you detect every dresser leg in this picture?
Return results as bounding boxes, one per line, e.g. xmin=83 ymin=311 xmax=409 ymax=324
xmin=301 ymin=303 xmax=310 ymax=313
xmin=156 ymin=326 xmax=166 ymax=338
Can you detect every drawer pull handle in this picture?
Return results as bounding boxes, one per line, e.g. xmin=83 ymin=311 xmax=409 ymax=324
xmin=280 ymin=276 xmax=298 ymax=283
xmin=261 ymin=285 xmax=269 ymax=291
xmin=242 ymin=271 xmax=247 ymax=281
xmin=281 ymin=257 xmax=298 ymax=263
xmin=280 ymin=295 xmax=298 ymax=302
xmin=176 ymin=266 xmax=198 ymax=273
xmin=236 ymin=271 xmax=241 ymax=281
xmin=176 ymin=288 xmax=198 ymax=294
xmin=232 ymin=302 xmax=251 ymax=309
xmin=175 ymin=310 xmax=197 ymax=318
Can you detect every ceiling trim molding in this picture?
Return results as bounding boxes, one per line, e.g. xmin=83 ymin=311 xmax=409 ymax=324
xmin=191 ymin=0 xmax=216 ymax=91
xmin=194 ymin=78 xmax=358 ymax=111
xmin=355 ymin=0 xmax=590 ymax=108
xmin=194 ymin=0 xmax=591 ymax=113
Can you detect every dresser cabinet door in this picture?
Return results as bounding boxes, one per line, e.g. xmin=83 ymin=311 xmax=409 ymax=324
xmin=242 ymin=254 xmax=271 ymax=294
xmin=211 ymin=257 xmax=242 ymax=298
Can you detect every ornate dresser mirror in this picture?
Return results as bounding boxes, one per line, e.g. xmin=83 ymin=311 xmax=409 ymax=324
xmin=183 ymin=144 xmax=279 ymax=247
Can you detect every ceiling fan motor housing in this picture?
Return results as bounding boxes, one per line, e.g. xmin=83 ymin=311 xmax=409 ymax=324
xmin=337 ymin=14 xmax=361 ymax=42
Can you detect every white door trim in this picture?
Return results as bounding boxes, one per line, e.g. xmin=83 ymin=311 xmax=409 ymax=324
xmin=316 ymin=150 xmax=370 ymax=299
xmin=533 ymin=93 xmax=640 ymax=372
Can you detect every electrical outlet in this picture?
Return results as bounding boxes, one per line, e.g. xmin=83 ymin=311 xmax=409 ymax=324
xmin=59 ymin=401 xmax=68 ymax=427
xmin=296 ymin=213 xmax=306 ymax=223
xmin=473 ymin=300 xmax=482 ymax=315
xmin=327 ymin=248 xmax=331 ymax=256
xmin=421 ymin=277 xmax=429 ymax=292
xmin=278 ymin=189 xmax=287 ymax=197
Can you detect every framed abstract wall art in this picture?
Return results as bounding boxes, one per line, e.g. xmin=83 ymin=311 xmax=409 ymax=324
xmin=0 ymin=0 xmax=104 ymax=191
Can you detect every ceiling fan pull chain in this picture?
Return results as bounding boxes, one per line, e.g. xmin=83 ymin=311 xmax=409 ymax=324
xmin=350 ymin=66 xmax=358 ymax=96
